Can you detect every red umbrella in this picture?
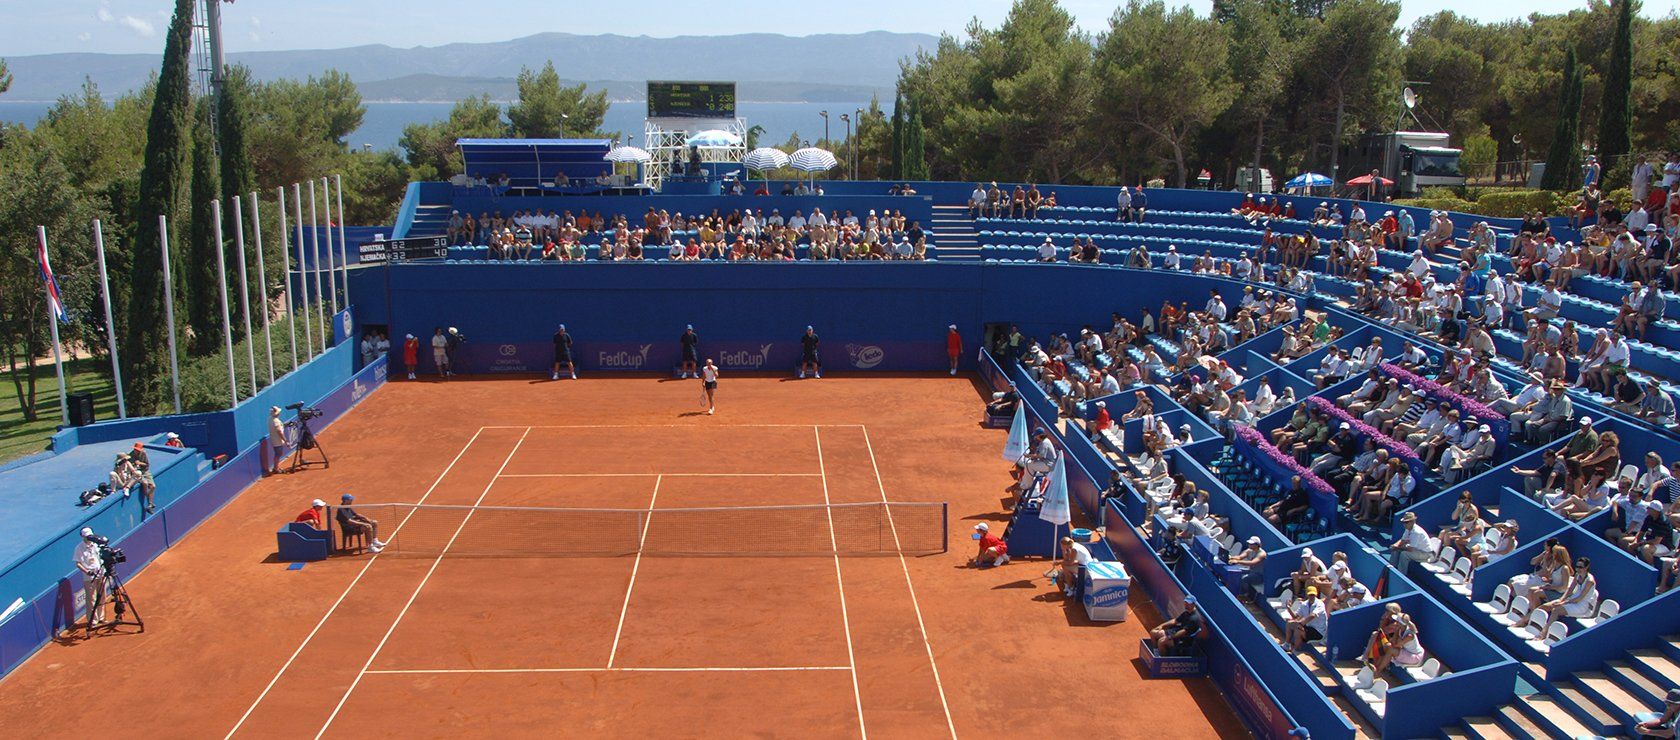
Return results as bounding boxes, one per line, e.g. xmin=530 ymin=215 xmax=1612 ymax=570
xmin=1346 ymin=174 xmax=1394 ymax=186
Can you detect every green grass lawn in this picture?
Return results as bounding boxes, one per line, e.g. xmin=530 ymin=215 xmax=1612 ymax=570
xmin=0 ymin=357 xmax=121 ymax=464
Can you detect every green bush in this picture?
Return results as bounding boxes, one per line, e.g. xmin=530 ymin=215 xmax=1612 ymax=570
xmin=1396 ymin=196 xmax=1476 ymax=214
xmin=1472 ymin=189 xmax=1566 ymax=218
xmin=1603 ymin=187 xmax=1635 ymax=207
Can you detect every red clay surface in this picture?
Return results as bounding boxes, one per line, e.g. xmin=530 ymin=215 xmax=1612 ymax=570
xmin=0 ymin=375 xmax=1247 ymax=739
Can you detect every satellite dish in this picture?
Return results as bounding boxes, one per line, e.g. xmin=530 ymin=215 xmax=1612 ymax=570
xmin=1402 ymin=87 xmax=1418 ymax=110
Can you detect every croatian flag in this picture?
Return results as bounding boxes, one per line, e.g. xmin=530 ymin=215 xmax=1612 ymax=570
xmin=38 ymin=231 xmax=68 ymax=324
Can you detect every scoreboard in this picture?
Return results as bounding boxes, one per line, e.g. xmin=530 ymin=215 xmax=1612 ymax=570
xmin=647 ymin=81 xmax=737 ymax=119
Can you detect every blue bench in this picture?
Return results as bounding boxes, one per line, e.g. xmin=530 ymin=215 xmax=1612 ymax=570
xmin=276 ymin=522 xmax=331 ymax=562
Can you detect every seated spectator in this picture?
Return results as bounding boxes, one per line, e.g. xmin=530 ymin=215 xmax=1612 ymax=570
xmin=1516 ymin=557 xmax=1595 ymax=629
xmin=1634 ymin=690 xmax=1680 ymax=738
xmin=1265 ymin=475 xmax=1313 ymax=528
xmin=1291 ymin=547 xmax=1327 ymax=597
xmin=1282 ymin=587 xmax=1328 ymax=654
xmin=164 ymin=432 xmax=184 ymax=448
xmin=1151 ymin=596 xmax=1204 ymax=656
xmin=335 ymin=494 xmax=386 ymax=553
xmin=1365 ymin=604 xmax=1424 ymax=675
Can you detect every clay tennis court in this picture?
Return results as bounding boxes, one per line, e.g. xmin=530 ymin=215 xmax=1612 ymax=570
xmin=0 ymin=375 xmax=1244 ymax=738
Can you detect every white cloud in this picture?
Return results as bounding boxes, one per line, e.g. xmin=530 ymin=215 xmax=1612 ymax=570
xmin=250 ymin=16 xmax=261 ymax=27
xmin=78 ymin=31 xmax=92 ymax=42
xmin=95 ymin=3 xmax=113 ymax=22
xmin=249 ymin=31 xmax=260 ymax=42
xmin=118 ymin=15 xmax=155 ymax=36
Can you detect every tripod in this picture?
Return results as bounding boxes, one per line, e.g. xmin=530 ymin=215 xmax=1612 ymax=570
xmin=86 ymin=568 xmax=143 ymax=636
xmin=287 ymin=418 xmax=330 ymax=472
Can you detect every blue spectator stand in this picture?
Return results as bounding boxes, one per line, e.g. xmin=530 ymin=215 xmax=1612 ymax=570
xmin=275 ymin=522 xmax=330 ymax=562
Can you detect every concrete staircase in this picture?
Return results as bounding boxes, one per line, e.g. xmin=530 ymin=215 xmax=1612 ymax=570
xmin=930 ymin=204 xmax=980 ymax=261
xmin=408 ymin=203 xmax=452 ymax=237
xmin=1447 ymin=635 xmax=1680 ymax=738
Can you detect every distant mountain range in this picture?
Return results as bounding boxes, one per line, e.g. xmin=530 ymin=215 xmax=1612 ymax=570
xmin=0 ymin=31 xmax=935 ymax=102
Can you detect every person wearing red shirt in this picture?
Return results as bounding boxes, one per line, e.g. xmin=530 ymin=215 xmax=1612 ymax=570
xmin=164 ymin=432 xmax=184 ymax=448
xmin=402 ymin=334 xmax=420 ymax=380
xmin=294 ymin=499 xmax=327 ymax=529
xmin=1090 ymin=400 xmax=1113 ymax=441
xmin=946 ymin=325 xmax=963 ymax=376
xmin=972 ymin=522 xmax=1009 ymax=567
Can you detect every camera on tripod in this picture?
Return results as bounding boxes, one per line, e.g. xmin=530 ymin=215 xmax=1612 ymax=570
xmin=286 ymin=402 xmax=323 ymax=421
xmin=85 ymin=534 xmax=127 ymax=570
xmin=285 ymin=402 xmax=330 ymax=471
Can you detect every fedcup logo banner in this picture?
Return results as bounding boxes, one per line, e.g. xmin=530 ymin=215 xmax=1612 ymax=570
xmin=718 ymin=343 xmax=775 ymax=370
xmin=598 ymin=343 xmax=654 ymax=369
xmin=844 ymin=343 xmax=885 ymax=369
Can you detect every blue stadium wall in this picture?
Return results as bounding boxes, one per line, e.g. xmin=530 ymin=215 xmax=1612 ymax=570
xmin=347 ymin=262 xmax=1243 ymax=375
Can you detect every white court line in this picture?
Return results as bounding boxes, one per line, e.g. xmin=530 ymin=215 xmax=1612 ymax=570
xmin=364 ymin=666 xmax=852 ymax=675
xmin=225 ymin=426 xmax=489 ymax=739
xmin=607 ymin=474 xmax=660 ymax=668
xmin=497 ymin=472 xmax=823 ymax=478
xmin=860 ymin=425 xmax=957 ymax=740
xmin=313 ymin=427 xmax=532 ymax=739
xmin=814 ymin=426 xmax=868 ymax=740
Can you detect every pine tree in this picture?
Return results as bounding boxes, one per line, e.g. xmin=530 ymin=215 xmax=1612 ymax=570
xmin=1541 ymin=48 xmax=1584 ymax=192
xmin=890 ymin=91 xmax=905 ymax=180
xmin=122 ymin=0 xmax=195 ymax=413
xmin=902 ymin=102 xmax=929 ymax=181
xmin=1595 ymin=0 xmax=1634 ymax=171
xmin=188 ymin=101 xmax=224 ymax=354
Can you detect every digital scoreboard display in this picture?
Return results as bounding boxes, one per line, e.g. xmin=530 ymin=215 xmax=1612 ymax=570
xmin=647 ymin=81 xmax=737 ymax=119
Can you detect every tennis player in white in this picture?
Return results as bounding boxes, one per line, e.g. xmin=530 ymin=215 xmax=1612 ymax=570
xmin=700 ymin=358 xmax=719 ymax=415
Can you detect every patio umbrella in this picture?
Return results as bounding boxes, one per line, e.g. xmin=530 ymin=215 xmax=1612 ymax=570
xmin=1346 ymin=174 xmax=1395 ymax=186
xmin=741 ymin=147 xmax=790 ymax=173
xmin=686 ymin=129 xmax=742 ymax=148
xmin=788 ymin=147 xmax=839 ymax=173
xmin=604 ymin=146 xmax=651 ymax=163
xmin=1285 ymin=172 xmax=1333 ymax=189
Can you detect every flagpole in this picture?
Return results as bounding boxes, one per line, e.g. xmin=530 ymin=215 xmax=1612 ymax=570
xmin=158 ymin=215 xmax=183 ymax=413
xmin=36 ymin=226 xmax=70 ymax=426
xmin=334 ymin=173 xmax=351 ymax=308
xmin=250 ymin=193 xmax=276 ymax=385
xmin=92 ymin=220 xmax=127 ymax=418
xmin=318 ymin=177 xmax=338 ymax=318
xmin=279 ymin=186 xmax=299 ymax=371
xmin=308 ymin=179 xmax=328 ymax=350
xmin=292 ymin=183 xmax=313 ymax=359
xmin=232 ymin=196 xmax=258 ymax=391
xmin=211 ymin=199 xmax=239 ymax=408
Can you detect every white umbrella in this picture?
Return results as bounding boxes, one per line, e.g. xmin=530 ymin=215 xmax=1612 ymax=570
xmin=605 ymin=146 xmax=651 ymax=163
xmin=686 ymin=129 xmax=742 ymax=148
xmin=789 ymin=147 xmax=838 ymax=173
xmin=742 ymin=147 xmax=790 ymax=171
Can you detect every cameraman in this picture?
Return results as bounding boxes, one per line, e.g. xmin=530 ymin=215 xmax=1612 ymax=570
xmin=267 ymin=406 xmax=288 ymax=475
xmin=74 ymin=527 xmax=107 ymax=628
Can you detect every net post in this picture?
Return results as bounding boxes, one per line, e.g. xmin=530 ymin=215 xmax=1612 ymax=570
xmin=941 ymin=502 xmax=949 ymax=554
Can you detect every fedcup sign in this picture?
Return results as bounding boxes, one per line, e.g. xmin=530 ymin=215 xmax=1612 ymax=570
xmin=598 ymin=344 xmax=654 ymax=370
xmin=718 ymin=343 xmax=775 ymax=370
xmin=845 ymin=343 xmax=885 ymax=369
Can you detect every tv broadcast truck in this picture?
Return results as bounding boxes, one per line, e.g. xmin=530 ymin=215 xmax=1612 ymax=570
xmin=1341 ymin=131 xmax=1466 ymax=197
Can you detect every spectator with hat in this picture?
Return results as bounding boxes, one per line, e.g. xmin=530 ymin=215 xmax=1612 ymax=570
xmin=1282 ymin=586 xmax=1328 ymax=653
xmin=1151 ymin=596 xmax=1203 ymax=656
xmin=294 ymin=499 xmax=328 ymax=529
xmin=1634 ymin=689 xmax=1680 ymax=738
xmin=1388 ymin=511 xmax=1434 ymax=571
xmin=164 ymin=432 xmax=184 ymax=448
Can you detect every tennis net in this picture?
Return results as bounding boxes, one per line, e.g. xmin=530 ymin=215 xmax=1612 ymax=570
xmin=343 ymin=501 xmax=948 ymax=557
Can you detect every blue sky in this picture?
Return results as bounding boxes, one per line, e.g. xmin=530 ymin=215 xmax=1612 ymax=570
xmin=2 ymin=0 xmax=1669 ymax=57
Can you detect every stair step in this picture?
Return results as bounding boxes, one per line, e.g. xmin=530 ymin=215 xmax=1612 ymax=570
xmin=1329 ymin=693 xmax=1381 ymax=738
xmin=1554 ymin=679 xmax=1620 ymax=733
xmin=1606 ymin=660 xmax=1668 ymax=706
xmin=1579 ymin=671 xmax=1654 ymax=726
xmin=1496 ymin=704 xmax=1549 ymax=739
xmin=1462 ymin=715 xmax=1514 ymax=740
xmin=1631 ymin=649 xmax=1680 ymax=689
xmin=1660 ymin=635 xmax=1680 ymax=662
xmin=1520 ymin=694 xmax=1596 ymax=739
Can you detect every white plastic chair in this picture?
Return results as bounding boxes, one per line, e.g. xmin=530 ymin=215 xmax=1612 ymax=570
xmin=1493 ymin=596 xmax=1530 ymax=627
xmin=1351 ymin=665 xmax=1375 ymax=690
xmin=1356 ymin=678 xmax=1390 ymax=717
xmin=1268 ymin=588 xmax=1294 ymax=617
xmin=1577 ymin=599 xmax=1620 ymax=629
xmin=1530 ymin=621 xmax=1569 ymax=654
xmin=1515 ymin=609 xmax=1553 ymax=641
xmin=1439 ymin=557 xmax=1472 ymax=585
xmin=1419 ymin=657 xmax=1443 ymax=679
xmin=1477 ymin=584 xmax=1512 ymax=615
xmin=1425 ymin=546 xmax=1458 ymax=574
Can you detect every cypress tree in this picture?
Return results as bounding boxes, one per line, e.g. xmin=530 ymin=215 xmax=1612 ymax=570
xmin=122 ymin=0 xmax=195 ymax=413
xmin=903 ymin=103 xmax=930 ymax=181
xmin=890 ymin=91 xmax=905 ymax=180
xmin=1541 ymin=49 xmax=1584 ymax=192
xmin=217 ymin=65 xmax=258 ymax=324
xmin=1596 ymin=0 xmax=1634 ymax=171
xmin=188 ymin=100 xmax=224 ymax=354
